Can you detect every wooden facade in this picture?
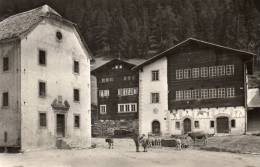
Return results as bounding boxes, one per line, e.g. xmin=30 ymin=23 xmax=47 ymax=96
xmin=167 ymin=43 xmax=251 ymax=110
xmin=133 ymin=38 xmax=254 ymax=135
xmin=91 ymin=59 xmax=138 ymax=121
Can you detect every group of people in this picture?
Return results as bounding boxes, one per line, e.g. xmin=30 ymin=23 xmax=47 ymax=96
xmin=105 ymin=131 xmax=150 ymax=152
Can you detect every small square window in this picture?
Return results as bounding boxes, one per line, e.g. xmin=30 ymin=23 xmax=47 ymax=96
xmin=39 ymin=50 xmax=46 ymax=65
xmin=152 ymin=70 xmax=159 ymax=81
xmin=176 ymin=69 xmax=183 ymax=79
xmin=39 ymin=113 xmax=47 ymax=128
xmin=231 ymin=119 xmax=236 ymax=128
xmin=226 ymin=65 xmax=234 ymax=75
xmin=100 ymin=105 xmax=107 ymax=114
xmin=74 ymin=89 xmax=80 ymax=102
xmin=151 ymin=93 xmax=159 ymax=103
xmin=2 ymin=92 xmax=8 ymax=107
xmin=210 ymin=120 xmax=215 ymax=128
xmin=201 ymin=67 xmax=208 ymax=77
xmin=74 ymin=115 xmax=80 ymax=128
xmin=3 ymin=57 xmax=9 ymax=71
xmin=184 ymin=69 xmax=191 ymax=79
xmin=176 ymin=91 xmax=183 ymax=101
xmin=39 ymin=82 xmax=46 ymax=97
xmin=192 ymin=68 xmax=200 ymax=78
xmin=192 ymin=89 xmax=200 ymax=99
xmin=131 ymin=104 xmax=136 ymax=112
xmin=73 ymin=60 xmax=79 ymax=74
xmin=175 ymin=122 xmax=180 ymax=129
xmin=194 ymin=121 xmax=199 ymax=128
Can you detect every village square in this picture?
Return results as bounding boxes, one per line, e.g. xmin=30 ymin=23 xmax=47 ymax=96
xmin=0 ymin=1 xmax=260 ymax=167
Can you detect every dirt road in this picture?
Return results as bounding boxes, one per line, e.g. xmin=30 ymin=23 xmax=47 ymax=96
xmin=0 ymin=138 xmax=259 ymax=167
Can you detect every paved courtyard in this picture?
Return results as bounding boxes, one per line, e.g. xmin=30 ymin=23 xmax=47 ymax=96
xmin=0 ymin=138 xmax=260 ymax=167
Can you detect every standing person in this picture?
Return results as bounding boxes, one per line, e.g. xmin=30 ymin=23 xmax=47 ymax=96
xmin=139 ymin=134 xmax=149 ymax=152
xmin=132 ymin=131 xmax=140 ymax=152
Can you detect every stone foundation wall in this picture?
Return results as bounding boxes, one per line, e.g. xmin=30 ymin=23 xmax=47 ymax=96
xmin=168 ymin=106 xmax=246 ymax=135
xmin=92 ymin=119 xmax=138 ymax=137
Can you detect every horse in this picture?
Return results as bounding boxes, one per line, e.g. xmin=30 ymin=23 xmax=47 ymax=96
xmin=105 ymin=137 xmax=114 ymax=149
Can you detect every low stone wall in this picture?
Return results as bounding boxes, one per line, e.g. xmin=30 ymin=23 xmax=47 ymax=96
xmin=92 ymin=119 xmax=138 ymax=137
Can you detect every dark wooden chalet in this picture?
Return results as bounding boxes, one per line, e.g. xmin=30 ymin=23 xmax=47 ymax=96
xmin=134 ymin=38 xmax=254 ymax=110
xmin=91 ymin=59 xmax=138 ymax=121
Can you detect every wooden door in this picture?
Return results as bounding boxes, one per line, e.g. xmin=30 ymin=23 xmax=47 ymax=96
xmin=183 ymin=118 xmax=191 ymax=134
xmin=217 ymin=117 xmax=229 ymax=133
xmin=57 ymin=114 xmax=65 ymax=137
xmin=152 ymin=121 xmax=160 ymax=135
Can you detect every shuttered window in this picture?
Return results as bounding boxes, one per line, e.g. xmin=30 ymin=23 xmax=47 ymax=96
xmin=39 ymin=81 xmax=46 ymax=97
xmin=74 ymin=89 xmax=80 ymax=102
xmin=2 ymin=92 xmax=8 ymax=107
xmin=3 ymin=57 xmax=9 ymax=71
xmin=39 ymin=113 xmax=47 ymax=127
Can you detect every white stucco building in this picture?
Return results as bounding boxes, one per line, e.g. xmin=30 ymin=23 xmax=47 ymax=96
xmin=133 ymin=38 xmax=254 ymax=136
xmin=0 ymin=5 xmax=92 ymax=151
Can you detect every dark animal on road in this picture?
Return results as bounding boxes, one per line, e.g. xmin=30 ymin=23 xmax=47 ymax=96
xmin=105 ymin=138 xmax=114 ymax=149
xmin=188 ymin=131 xmax=208 ymax=145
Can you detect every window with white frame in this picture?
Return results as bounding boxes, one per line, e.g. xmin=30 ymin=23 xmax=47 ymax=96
xmin=118 ymin=88 xmax=138 ymax=96
xmin=226 ymin=65 xmax=234 ymax=75
xmin=176 ymin=91 xmax=183 ymax=101
xmin=100 ymin=105 xmax=107 ymax=114
xmin=192 ymin=68 xmax=200 ymax=78
xmin=208 ymin=88 xmax=217 ymax=98
xmin=151 ymin=93 xmax=160 ymax=103
xmin=176 ymin=69 xmax=183 ymax=80
xmin=192 ymin=89 xmax=200 ymax=99
xmin=218 ymin=88 xmax=226 ymax=98
xmin=152 ymin=70 xmax=159 ymax=81
xmin=201 ymin=89 xmax=208 ymax=99
xmin=184 ymin=90 xmax=191 ymax=100
xmin=209 ymin=66 xmax=217 ymax=77
xmin=217 ymin=66 xmax=225 ymax=76
xmin=118 ymin=103 xmax=137 ymax=113
xmin=184 ymin=69 xmax=191 ymax=79
xmin=201 ymin=67 xmax=208 ymax=77
xmin=226 ymin=87 xmax=235 ymax=97
xmin=99 ymin=90 xmax=109 ymax=97
xmin=101 ymin=77 xmax=113 ymax=83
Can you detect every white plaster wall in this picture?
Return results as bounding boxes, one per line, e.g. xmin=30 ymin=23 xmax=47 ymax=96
xmin=170 ymin=106 xmax=246 ymax=135
xmin=138 ymin=57 xmax=168 ymax=135
xmin=20 ymin=19 xmax=91 ymax=150
xmin=0 ymin=41 xmax=20 ymax=146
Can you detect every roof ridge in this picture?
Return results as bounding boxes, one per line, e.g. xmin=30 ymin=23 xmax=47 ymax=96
xmin=2 ymin=6 xmax=43 ymax=21
xmin=1 ymin=4 xmax=60 ymax=23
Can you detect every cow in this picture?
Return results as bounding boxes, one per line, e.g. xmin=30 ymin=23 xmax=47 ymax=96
xmin=188 ymin=131 xmax=208 ymax=145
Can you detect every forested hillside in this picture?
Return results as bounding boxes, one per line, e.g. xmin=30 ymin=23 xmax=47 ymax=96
xmin=0 ymin=0 xmax=259 ymax=59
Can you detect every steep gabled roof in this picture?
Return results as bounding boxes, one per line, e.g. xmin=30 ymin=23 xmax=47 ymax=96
xmin=132 ymin=38 xmax=255 ymax=71
xmin=0 ymin=5 xmax=62 ymax=41
xmin=0 ymin=4 xmax=93 ymax=60
xmin=91 ymin=59 xmax=136 ymax=76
